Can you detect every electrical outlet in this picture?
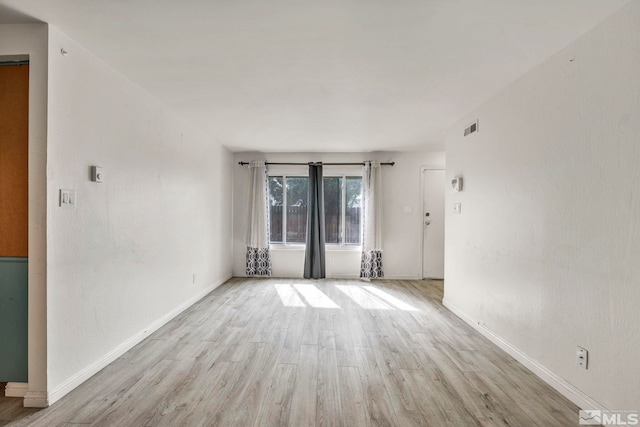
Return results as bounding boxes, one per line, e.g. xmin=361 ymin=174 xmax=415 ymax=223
xmin=576 ymin=346 xmax=588 ymax=369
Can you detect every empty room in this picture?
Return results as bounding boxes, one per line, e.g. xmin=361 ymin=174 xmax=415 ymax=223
xmin=0 ymin=0 xmax=639 ymax=426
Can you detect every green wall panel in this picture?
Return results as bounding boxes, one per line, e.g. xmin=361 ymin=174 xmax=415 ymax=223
xmin=0 ymin=257 xmax=28 ymax=382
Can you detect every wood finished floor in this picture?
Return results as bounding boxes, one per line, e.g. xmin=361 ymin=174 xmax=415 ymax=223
xmin=1 ymin=278 xmax=580 ymax=426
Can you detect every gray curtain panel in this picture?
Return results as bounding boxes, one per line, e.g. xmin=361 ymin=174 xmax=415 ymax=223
xmin=303 ymin=164 xmax=326 ymax=279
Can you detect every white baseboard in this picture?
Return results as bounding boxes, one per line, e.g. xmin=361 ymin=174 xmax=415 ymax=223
xmin=23 ymin=390 xmax=48 ymax=408
xmin=329 ymin=274 xmax=360 ymax=279
xmin=46 ymin=275 xmax=231 ymax=406
xmin=5 ymin=382 xmax=28 ymax=398
xmin=442 ymin=298 xmax=608 ymax=412
xmin=329 ymin=275 xmax=422 ymax=280
xmin=234 ymin=274 xmax=422 ymax=280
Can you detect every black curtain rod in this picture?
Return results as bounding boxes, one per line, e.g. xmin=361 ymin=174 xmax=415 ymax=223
xmin=238 ymin=161 xmax=395 ymax=166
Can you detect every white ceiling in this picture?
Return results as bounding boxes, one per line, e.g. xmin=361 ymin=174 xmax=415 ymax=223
xmin=0 ymin=0 xmax=631 ymax=152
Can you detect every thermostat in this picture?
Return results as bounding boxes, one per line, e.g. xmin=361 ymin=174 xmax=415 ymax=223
xmin=451 ymin=176 xmax=463 ymax=192
xmin=91 ymin=166 xmax=104 ymax=183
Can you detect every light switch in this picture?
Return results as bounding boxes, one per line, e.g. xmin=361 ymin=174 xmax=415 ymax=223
xmin=454 ymin=203 xmax=462 ymax=214
xmin=60 ymin=189 xmax=77 ymax=208
xmin=403 ymin=205 xmax=413 ymax=214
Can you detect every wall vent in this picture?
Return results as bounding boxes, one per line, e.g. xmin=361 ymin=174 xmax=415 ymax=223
xmin=464 ymin=120 xmax=479 ymax=137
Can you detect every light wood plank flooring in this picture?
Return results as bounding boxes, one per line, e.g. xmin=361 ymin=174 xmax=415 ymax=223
xmin=2 ymin=278 xmax=580 ymax=426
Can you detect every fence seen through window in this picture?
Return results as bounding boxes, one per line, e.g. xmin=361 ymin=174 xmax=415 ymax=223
xmin=268 ymin=176 xmax=362 ymax=245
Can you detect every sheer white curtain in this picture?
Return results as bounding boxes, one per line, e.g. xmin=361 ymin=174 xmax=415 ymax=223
xmin=246 ymin=160 xmax=272 ymax=276
xmin=360 ymin=160 xmax=384 ymax=278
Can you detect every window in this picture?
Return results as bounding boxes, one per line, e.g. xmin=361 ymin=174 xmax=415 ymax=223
xmin=323 ymin=177 xmax=342 ymax=244
xmin=324 ymin=177 xmax=362 ymax=245
xmin=344 ymin=177 xmax=362 ymax=244
xmin=268 ymin=176 xmax=308 ymax=244
xmin=268 ymin=177 xmax=284 ymax=242
xmin=268 ymin=175 xmax=362 ymax=245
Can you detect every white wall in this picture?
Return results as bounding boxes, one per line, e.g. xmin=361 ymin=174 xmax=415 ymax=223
xmin=444 ymin=0 xmax=640 ymax=410
xmin=45 ymin=27 xmax=233 ymax=404
xmin=0 ymin=23 xmax=49 ymax=407
xmin=232 ymin=151 xmax=444 ymax=279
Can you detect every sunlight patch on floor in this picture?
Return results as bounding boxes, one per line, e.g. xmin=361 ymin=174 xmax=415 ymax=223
xmin=335 ymin=285 xmax=392 ymax=310
xmin=274 ymin=284 xmax=307 ymax=307
xmin=363 ymin=286 xmax=418 ymax=311
xmin=293 ymin=284 xmax=340 ymax=308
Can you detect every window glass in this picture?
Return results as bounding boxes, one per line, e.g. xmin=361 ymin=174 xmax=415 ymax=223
xmin=345 ymin=177 xmax=362 ymax=245
xmin=285 ymin=177 xmax=308 ymax=243
xmin=268 ymin=177 xmax=283 ymax=243
xmin=323 ymin=177 xmax=343 ymax=244
xmin=267 ymin=174 xmax=361 ymax=245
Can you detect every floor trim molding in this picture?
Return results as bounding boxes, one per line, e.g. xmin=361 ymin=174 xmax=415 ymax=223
xmin=5 ymin=382 xmax=28 ymax=398
xmin=329 ymin=274 xmax=360 ymax=279
xmin=23 ymin=391 xmax=48 ymax=408
xmin=443 ymin=297 xmax=608 ymax=412
xmin=46 ymin=275 xmax=231 ymax=406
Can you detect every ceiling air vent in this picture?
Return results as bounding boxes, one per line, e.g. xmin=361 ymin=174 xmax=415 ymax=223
xmin=464 ymin=120 xmax=479 ymax=137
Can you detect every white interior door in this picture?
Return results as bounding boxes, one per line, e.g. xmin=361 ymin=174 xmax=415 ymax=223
xmin=422 ymin=169 xmax=445 ymax=279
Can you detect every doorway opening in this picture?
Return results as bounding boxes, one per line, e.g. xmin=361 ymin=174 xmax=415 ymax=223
xmin=0 ymin=59 xmax=30 ymax=385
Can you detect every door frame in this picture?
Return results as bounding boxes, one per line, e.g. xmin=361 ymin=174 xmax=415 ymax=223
xmin=419 ymin=165 xmax=446 ymax=280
